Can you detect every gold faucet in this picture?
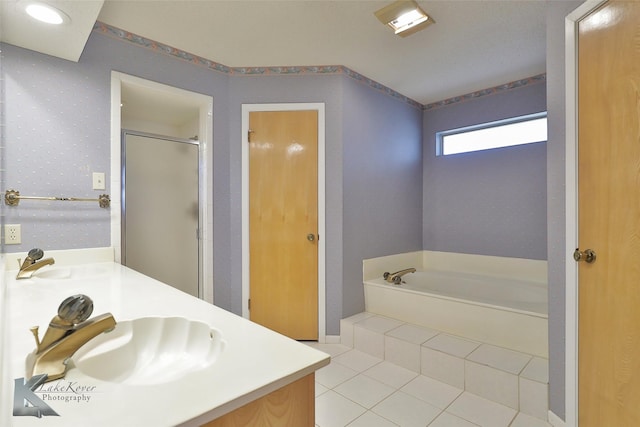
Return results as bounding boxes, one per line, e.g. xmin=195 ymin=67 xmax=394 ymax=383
xmin=16 ymin=248 xmax=55 ymax=280
xmin=383 ymin=268 xmax=416 ymax=285
xmin=26 ymin=294 xmax=116 ymax=382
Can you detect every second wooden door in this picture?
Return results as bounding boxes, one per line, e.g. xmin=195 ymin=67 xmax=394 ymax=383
xmin=577 ymin=1 xmax=640 ymax=424
xmin=249 ymin=110 xmax=319 ymax=340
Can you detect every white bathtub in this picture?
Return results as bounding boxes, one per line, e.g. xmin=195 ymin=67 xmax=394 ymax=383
xmin=363 ymin=252 xmax=548 ymax=357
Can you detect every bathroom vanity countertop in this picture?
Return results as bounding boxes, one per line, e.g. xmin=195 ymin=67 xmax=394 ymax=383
xmin=2 ymin=249 xmax=330 ymax=426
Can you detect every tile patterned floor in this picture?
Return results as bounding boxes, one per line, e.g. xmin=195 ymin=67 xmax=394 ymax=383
xmin=305 ymin=343 xmax=552 ymax=427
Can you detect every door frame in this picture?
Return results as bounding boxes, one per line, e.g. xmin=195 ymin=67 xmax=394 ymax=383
xmin=241 ymin=103 xmax=326 ymax=342
xmin=110 ymin=71 xmax=214 ymax=303
xmin=565 ymin=1 xmax=608 ymax=425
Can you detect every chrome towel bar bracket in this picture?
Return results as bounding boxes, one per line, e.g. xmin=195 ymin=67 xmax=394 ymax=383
xmin=4 ymin=190 xmax=110 ymax=208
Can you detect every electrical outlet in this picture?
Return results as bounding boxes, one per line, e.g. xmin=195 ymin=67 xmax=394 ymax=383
xmin=5 ymin=224 xmax=21 ymax=245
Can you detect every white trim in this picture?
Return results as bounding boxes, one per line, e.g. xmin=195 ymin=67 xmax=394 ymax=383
xmin=564 ymin=2 xmax=608 ymax=426
xmin=549 ymin=410 xmax=567 ymax=427
xmin=110 ymin=74 xmax=123 ymax=262
xmin=323 ymin=335 xmax=341 ymax=344
xmin=199 ymin=95 xmax=214 ymax=304
xmin=241 ymin=103 xmax=327 ymax=342
xmin=110 ymin=71 xmax=214 ymax=304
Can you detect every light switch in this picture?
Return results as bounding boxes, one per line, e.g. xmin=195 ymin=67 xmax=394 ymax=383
xmin=92 ymin=172 xmax=106 ymax=190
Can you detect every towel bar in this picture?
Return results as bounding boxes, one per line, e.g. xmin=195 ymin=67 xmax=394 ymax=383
xmin=4 ymin=190 xmax=110 ymax=208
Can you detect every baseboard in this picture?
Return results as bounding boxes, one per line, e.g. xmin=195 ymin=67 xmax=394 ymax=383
xmin=322 ymin=335 xmax=340 ymax=344
xmin=548 ymin=410 xmax=566 ymax=427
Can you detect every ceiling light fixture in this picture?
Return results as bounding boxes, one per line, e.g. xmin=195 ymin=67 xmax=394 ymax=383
xmin=374 ymin=0 xmax=434 ymax=37
xmin=24 ymin=2 xmax=70 ymax=25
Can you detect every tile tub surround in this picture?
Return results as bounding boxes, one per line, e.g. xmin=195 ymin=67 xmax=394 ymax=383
xmin=363 ymin=251 xmax=548 ymax=357
xmin=309 ymin=342 xmax=552 ymax=427
xmin=4 ymin=248 xmax=329 ymax=427
xmin=341 ymin=313 xmax=549 ymax=421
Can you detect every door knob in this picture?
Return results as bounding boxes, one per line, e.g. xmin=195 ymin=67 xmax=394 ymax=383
xmin=574 ymin=248 xmax=597 ymax=263
xmin=307 ymin=234 xmax=316 ymax=242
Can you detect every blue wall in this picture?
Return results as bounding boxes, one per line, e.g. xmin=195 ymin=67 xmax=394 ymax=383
xmin=2 ymin=32 xmax=230 ymax=252
xmin=341 ymin=76 xmax=423 ymax=317
xmin=423 ymin=82 xmax=547 ymax=260
xmin=2 ymin=24 xmax=552 ymax=338
xmin=1 ymin=30 xmax=424 ymax=335
xmin=3 ymin=40 xmax=113 ymax=249
xmin=2 ymin=4 xmax=587 ymax=419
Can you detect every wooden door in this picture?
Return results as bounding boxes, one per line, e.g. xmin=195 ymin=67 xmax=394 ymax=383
xmin=249 ymin=110 xmax=318 ymax=340
xmin=577 ymin=1 xmax=640 ymax=424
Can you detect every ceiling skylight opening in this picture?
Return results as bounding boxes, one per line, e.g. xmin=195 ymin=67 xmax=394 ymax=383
xmin=374 ymin=0 xmax=434 ymax=38
xmin=24 ymin=2 xmax=70 ymax=25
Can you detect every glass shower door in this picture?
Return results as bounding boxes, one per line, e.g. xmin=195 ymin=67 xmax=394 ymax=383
xmin=122 ymin=131 xmax=200 ymax=297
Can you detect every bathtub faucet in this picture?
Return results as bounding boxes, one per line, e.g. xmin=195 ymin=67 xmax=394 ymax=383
xmin=383 ymin=268 xmax=416 ymax=285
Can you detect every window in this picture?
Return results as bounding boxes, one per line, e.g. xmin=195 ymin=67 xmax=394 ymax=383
xmin=436 ymin=112 xmax=547 ymax=156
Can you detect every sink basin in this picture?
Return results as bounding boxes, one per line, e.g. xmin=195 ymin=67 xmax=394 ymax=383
xmin=72 ymin=317 xmax=225 ymax=385
xmin=32 ymin=265 xmax=110 ymax=281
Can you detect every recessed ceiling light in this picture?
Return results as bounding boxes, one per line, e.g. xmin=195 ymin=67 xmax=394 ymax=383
xmin=375 ymin=0 xmax=434 ymax=38
xmin=24 ymin=2 xmax=70 ymax=25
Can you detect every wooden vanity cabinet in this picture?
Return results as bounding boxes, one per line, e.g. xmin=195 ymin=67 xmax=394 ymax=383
xmin=202 ymin=373 xmax=315 ymax=427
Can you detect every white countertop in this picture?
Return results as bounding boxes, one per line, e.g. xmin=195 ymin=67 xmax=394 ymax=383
xmin=2 ymin=248 xmax=329 ymax=427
